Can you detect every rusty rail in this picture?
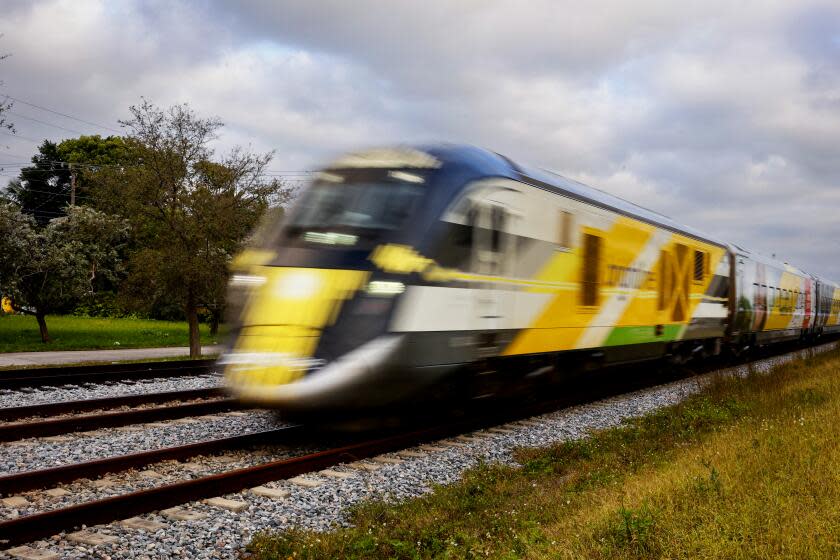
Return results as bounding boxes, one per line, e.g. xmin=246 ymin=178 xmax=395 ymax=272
xmin=0 ymin=426 xmax=302 ymax=496
xmin=0 ymin=396 xmax=241 ymax=442
xmin=0 ymin=387 xmax=225 ymax=422
xmin=0 ymin=359 xmax=216 ymax=390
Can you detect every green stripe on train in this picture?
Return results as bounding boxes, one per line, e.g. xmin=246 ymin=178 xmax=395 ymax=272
xmin=603 ymin=324 xmax=683 ymax=346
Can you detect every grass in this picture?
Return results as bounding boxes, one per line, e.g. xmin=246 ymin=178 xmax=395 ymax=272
xmin=249 ymin=348 xmax=840 ymax=559
xmin=0 ymin=314 xmax=227 ymax=353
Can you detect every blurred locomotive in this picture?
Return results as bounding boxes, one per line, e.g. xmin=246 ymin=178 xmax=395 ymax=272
xmin=220 ymin=145 xmax=840 ymax=417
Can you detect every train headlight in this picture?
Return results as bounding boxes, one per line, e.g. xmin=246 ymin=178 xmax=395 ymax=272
xmin=366 ymin=280 xmax=405 ymax=296
xmin=276 ymin=271 xmax=321 ymax=299
xmin=229 ymin=274 xmax=267 ymax=288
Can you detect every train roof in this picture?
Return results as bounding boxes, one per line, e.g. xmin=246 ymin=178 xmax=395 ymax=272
xmin=324 ymin=145 xmax=835 ymax=282
xmin=418 ymin=144 xmax=729 ymax=248
xmin=737 ymin=247 xmax=810 ymax=275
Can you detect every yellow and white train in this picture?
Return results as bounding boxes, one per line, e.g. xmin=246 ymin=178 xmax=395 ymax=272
xmin=221 ymin=145 xmax=840 ymax=415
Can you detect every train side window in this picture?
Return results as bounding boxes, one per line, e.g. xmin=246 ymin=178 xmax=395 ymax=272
xmin=454 ymin=203 xmax=477 ymax=249
xmin=693 ymin=250 xmax=705 ymax=282
xmin=490 ymin=205 xmax=505 ymax=253
xmin=581 ymin=233 xmax=601 ymax=307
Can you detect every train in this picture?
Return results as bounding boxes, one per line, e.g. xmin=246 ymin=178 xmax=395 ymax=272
xmin=220 ymin=144 xmax=840 ymax=418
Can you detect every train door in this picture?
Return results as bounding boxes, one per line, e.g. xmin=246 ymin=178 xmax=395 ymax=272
xmin=732 ymin=255 xmax=754 ymax=334
xmin=470 ymin=201 xmax=516 ymax=332
xmin=752 ymin=262 xmax=767 ymax=332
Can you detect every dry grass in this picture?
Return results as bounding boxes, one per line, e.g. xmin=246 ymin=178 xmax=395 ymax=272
xmin=248 ymin=349 xmax=840 ymax=559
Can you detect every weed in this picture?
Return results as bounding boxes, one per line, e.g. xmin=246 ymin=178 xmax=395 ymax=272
xmin=604 ymin=502 xmax=658 ymax=554
xmin=789 ymin=386 xmax=829 ymax=407
xmin=694 ymin=460 xmax=724 ymax=497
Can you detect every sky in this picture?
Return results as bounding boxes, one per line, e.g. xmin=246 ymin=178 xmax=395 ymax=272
xmin=1 ymin=1 xmax=839 ymax=277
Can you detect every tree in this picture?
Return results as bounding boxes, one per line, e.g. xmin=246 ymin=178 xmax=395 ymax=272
xmin=0 ymin=203 xmax=128 ymax=342
xmin=91 ymin=100 xmax=286 ymax=358
xmin=4 ymin=141 xmax=73 ymax=225
xmin=56 ymin=134 xmax=130 ymax=191
xmin=3 ymin=135 xmax=129 ymax=225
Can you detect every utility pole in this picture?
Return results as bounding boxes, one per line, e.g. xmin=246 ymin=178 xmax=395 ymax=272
xmin=69 ymin=163 xmax=76 ymax=206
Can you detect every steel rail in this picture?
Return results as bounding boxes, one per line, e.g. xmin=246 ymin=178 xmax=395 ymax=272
xmin=0 ymin=426 xmax=303 ymax=496
xmin=0 ymin=422 xmax=472 ymax=546
xmin=0 ymin=359 xmax=216 ymax=390
xmin=0 ymin=397 xmax=242 ymax=442
xmin=0 ymin=387 xmax=225 ymax=422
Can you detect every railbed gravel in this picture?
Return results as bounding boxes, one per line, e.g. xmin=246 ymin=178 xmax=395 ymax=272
xmin=0 ymin=410 xmax=291 ymax=476
xmin=0 ymin=373 xmax=223 ymax=410
xmin=0 ymin=396 xmax=227 ymax=426
xmin=0 ymin=342 xmax=834 ymax=559
xmin=0 ymin=443 xmax=321 ymax=521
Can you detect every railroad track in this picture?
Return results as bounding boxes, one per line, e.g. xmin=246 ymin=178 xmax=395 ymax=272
xmin=0 ymin=389 xmax=240 ymax=442
xmin=0 ymin=387 xmax=226 ymax=423
xmin=0 ymin=340 xmax=835 ymax=550
xmin=0 ymin=359 xmax=215 ymax=390
xmin=0 ymin=414 xmax=529 ymax=546
xmin=0 ymin=360 xmax=232 ymax=442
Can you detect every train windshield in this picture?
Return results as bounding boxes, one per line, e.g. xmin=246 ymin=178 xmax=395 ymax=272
xmin=287 ymin=180 xmax=424 ymax=237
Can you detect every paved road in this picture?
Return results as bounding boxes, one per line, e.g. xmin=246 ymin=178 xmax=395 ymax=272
xmin=0 ymin=345 xmax=224 ymax=367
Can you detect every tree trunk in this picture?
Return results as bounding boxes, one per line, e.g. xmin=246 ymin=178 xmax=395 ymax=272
xmin=35 ymin=312 xmax=50 ymax=343
xmin=209 ymin=308 xmax=221 ymax=337
xmin=186 ymin=303 xmax=201 ymax=359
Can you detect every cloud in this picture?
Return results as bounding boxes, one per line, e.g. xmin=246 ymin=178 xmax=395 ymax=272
xmin=0 ymin=0 xmax=838 ymax=278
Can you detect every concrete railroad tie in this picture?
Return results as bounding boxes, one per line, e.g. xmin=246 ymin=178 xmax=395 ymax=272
xmin=204 ymin=497 xmax=248 ymax=512
xmin=320 ymin=469 xmax=355 ymax=479
xmin=346 ymin=461 xmax=382 ymax=471
xmin=122 ymin=517 xmax=166 ymax=531
xmin=288 ymin=476 xmax=323 ymax=488
xmin=251 ymin=486 xmax=290 ymax=499
xmin=6 ymin=545 xmax=60 ymax=560
xmin=161 ymin=507 xmax=208 ymax=521
xmin=372 ymin=456 xmax=402 ymax=464
xmin=66 ymin=530 xmax=119 ymax=546
xmin=1 ymin=496 xmax=29 ymax=508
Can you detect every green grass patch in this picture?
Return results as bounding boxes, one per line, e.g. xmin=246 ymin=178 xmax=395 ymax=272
xmin=0 ymin=314 xmax=226 ymax=353
xmin=249 ymin=349 xmax=840 ymax=559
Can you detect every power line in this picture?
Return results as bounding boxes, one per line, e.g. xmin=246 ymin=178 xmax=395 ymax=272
xmin=6 ymin=186 xmax=90 ymax=200
xmin=0 ymin=157 xmax=315 ymax=178
xmin=1 ymin=95 xmax=123 ymax=134
xmin=7 ymin=111 xmax=90 ymax=136
xmin=0 ymin=130 xmax=42 ymax=143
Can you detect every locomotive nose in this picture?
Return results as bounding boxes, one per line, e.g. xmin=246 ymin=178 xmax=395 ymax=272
xmin=222 ymin=266 xmax=369 ymax=390
xmin=224 ymin=334 xmax=405 ymax=410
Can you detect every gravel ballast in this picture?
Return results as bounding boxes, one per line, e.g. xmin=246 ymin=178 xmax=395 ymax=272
xmin=0 ymin=411 xmax=291 ymax=476
xmin=1 ymin=342 xmax=834 ymax=559
xmin=0 ymin=373 xmax=223 ymax=410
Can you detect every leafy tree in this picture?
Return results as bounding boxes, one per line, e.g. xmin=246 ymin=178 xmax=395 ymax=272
xmin=91 ymin=100 xmax=286 ymax=357
xmin=4 ymin=140 xmax=73 ymax=225
xmin=56 ymin=134 xmax=130 ymax=193
xmin=3 ymin=135 xmax=129 ymax=225
xmin=0 ymin=203 xmax=128 ymax=342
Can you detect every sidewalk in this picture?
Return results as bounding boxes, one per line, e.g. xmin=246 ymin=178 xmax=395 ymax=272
xmin=0 ymin=345 xmax=224 ymax=367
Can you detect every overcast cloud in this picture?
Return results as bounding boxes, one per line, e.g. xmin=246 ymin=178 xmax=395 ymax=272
xmin=1 ymin=1 xmax=838 ymax=277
